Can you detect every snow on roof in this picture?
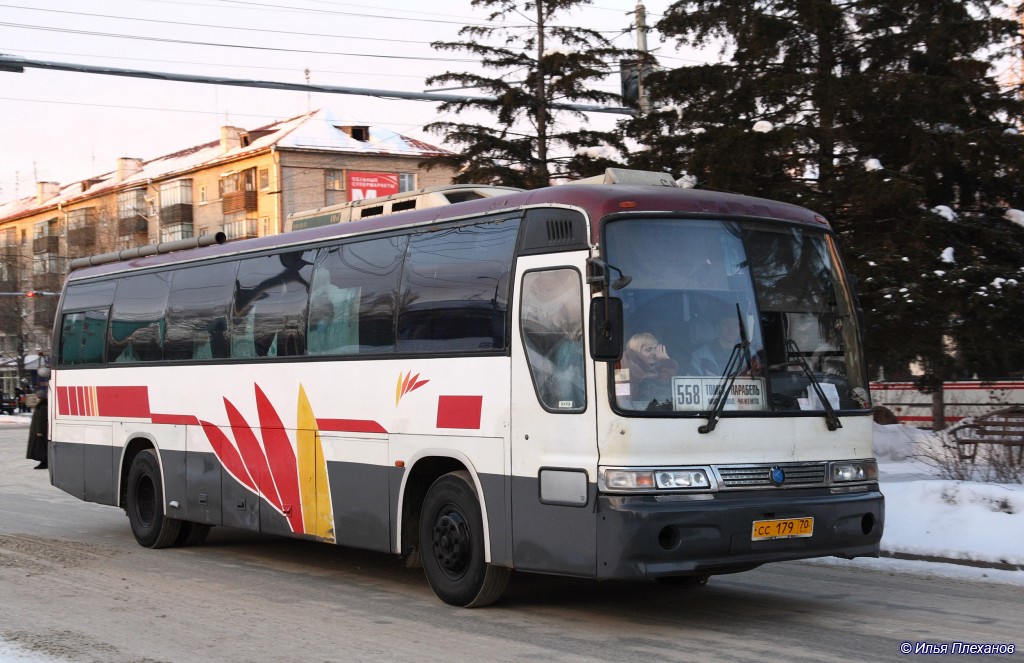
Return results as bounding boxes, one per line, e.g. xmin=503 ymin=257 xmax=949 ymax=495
xmin=0 ymin=108 xmax=450 ymax=222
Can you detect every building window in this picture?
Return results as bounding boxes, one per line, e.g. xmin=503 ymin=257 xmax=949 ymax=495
xmin=221 ymin=168 xmax=256 ymax=195
xmin=117 ymin=189 xmax=147 ymax=221
xmin=222 ymin=211 xmax=259 ymax=240
xmin=399 ymin=173 xmax=416 ymax=192
xmin=199 ymin=185 xmax=207 ymax=203
xmin=160 ymin=179 xmax=192 ymax=206
xmin=33 ymin=254 xmax=62 ymax=275
xmin=259 ymin=168 xmax=269 ymax=190
xmin=325 ymin=169 xmax=344 ymax=191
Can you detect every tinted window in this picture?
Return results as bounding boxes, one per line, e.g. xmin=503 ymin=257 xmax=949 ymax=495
xmin=59 ymin=309 xmax=108 ymax=365
xmin=165 ymin=261 xmax=238 ymax=361
xmin=61 ymin=280 xmax=116 ymax=311
xmin=107 ymin=272 xmax=172 ymax=363
xmin=308 ymin=236 xmax=406 ymax=355
xmin=232 ymin=250 xmax=315 ymax=358
xmin=397 ymin=217 xmax=519 ymax=353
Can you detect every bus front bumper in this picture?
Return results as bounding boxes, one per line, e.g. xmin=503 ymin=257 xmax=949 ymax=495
xmin=595 ymin=487 xmax=884 ymax=579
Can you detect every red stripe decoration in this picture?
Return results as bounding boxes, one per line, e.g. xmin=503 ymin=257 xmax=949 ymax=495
xmin=96 ymin=386 xmax=151 ymax=419
xmin=150 ymin=414 xmax=200 ymax=425
xmin=436 ymin=395 xmax=483 ymax=430
xmin=69 ymin=387 xmax=80 ymax=415
xmin=224 ymin=396 xmax=283 ymax=511
xmin=200 ymin=419 xmax=257 ymax=494
xmin=254 ymin=385 xmax=304 ymax=534
xmin=56 ymin=386 xmax=71 ymax=416
xmin=317 ymin=419 xmax=388 ymax=434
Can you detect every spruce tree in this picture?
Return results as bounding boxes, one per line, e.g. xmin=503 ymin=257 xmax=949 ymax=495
xmin=631 ymin=0 xmax=1024 ymax=423
xmin=423 ymin=0 xmax=631 ymax=187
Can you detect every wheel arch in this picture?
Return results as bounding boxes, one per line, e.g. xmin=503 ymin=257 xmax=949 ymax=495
xmin=118 ymin=435 xmax=158 ymax=509
xmin=397 ymin=451 xmax=495 ymax=562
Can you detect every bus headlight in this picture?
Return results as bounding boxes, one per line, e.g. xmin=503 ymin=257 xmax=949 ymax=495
xmin=830 ymin=460 xmax=878 ymax=483
xmin=600 ymin=468 xmax=712 ymax=492
xmin=655 ymin=470 xmax=711 ymax=489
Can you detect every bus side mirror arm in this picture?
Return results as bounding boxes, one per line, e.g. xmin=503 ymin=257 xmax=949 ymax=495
xmin=590 ymin=296 xmax=624 ymax=361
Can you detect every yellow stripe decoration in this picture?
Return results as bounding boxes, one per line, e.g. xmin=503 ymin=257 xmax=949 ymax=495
xmin=296 ymin=385 xmax=335 ymax=542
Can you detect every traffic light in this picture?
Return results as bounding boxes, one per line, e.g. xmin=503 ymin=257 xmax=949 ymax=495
xmin=25 ymin=291 xmax=35 ymax=298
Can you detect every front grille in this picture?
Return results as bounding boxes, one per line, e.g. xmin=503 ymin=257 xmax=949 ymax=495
xmin=716 ymin=463 xmax=827 ymax=489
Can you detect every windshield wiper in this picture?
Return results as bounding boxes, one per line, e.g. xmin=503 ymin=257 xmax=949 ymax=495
xmin=785 ymin=339 xmax=842 ymax=431
xmin=699 ymin=305 xmax=753 ymax=434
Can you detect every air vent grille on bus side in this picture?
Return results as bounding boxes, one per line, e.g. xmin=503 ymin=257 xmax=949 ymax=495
xmin=519 ymin=208 xmax=589 ymax=255
xmin=546 ymin=219 xmax=575 ymax=244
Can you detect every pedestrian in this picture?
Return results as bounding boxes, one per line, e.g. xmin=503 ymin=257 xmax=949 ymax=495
xmin=26 ymin=386 xmax=48 ymax=470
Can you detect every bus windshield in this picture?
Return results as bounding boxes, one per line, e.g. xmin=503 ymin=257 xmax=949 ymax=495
xmin=604 ymin=217 xmax=870 ymax=415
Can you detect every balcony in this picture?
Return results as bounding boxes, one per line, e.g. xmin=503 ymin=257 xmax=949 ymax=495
xmin=118 ymin=216 xmax=149 ymax=236
xmin=161 ymin=203 xmax=193 ymax=227
xmin=32 ymin=235 xmax=59 ymax=254
xmin=224 ymin=217 xmax=259 ymax=240
xmin=68 ymin=225 xmax=97 ymax=247
xmin=222 ymin=190 xmax=258 ymax=214
xmin=161 ymin=223 xmax=194 ymax=242
xmin=32 ymin=272 xmax=64 ymax=294
xmin=33 ymin=297 xmax=58 ymax=328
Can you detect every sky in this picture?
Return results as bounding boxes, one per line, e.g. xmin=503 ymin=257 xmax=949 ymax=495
xmin=0 ymin=0 xmax=708 ymax=203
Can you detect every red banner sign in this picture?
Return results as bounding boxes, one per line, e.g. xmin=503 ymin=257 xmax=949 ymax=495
xmin=347 ymin=171 xmax=400 ymax=201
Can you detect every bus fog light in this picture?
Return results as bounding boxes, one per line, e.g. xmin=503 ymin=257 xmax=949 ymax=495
xmin=656 ymin=470 xmax=710 ymax=489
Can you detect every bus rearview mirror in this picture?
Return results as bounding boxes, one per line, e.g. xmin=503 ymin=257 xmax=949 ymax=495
xmin=590 ymin=296 xmax=623 ymax=361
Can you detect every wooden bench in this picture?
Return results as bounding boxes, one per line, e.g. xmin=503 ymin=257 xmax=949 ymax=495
xmin=949 ymin=406 xmax=1024 ymax=465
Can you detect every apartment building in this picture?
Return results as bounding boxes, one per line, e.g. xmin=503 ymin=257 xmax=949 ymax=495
xmin=0 ymin=108 xmax=455 ymax=392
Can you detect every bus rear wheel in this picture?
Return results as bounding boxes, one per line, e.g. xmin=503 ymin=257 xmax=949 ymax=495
xmin=126 ymin=449 xmax=182 ymax=549
xmin=419 ymin=471 xmax=509 ymax=608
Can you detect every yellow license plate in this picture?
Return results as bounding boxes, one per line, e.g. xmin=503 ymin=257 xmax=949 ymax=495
xmin=751 ymin=517 xmax=814 ymax=541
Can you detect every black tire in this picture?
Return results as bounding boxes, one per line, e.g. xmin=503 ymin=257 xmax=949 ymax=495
xmin=126 ymin=449 xmax=182 ymax=549
xmin=419 ymin=471 xmax=509 ymax=607
xmin=175 ymin=522 xmax=212 ymax=547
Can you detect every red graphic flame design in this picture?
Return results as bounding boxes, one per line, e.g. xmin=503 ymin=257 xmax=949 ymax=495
xmin=203 ymin=384 xmax=305 ymax=534
xmin=396 ymin=370 xmax=429 ymax=405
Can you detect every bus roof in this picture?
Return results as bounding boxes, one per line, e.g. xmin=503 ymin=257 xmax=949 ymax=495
xmin=67 ymin=178 xmax=830 ymax=282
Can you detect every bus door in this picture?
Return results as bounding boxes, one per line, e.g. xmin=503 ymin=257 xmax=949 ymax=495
xmin=510 ymin=258 xmax=597 ymax=576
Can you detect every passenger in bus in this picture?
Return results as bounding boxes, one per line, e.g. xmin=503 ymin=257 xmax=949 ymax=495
xmin=621 ymin=333 xmax=678 ymax=404
xmin=690 ymin=315 xmax=740 ymax=376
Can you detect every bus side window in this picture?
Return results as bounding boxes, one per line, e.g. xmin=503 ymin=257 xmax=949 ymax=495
xmin=107 ymin=272 xmax=172 ymax=363
xmin=59 ymin=309 xmax=109 ymax=365
xmin=520 ymin=269 xmax=586 ymax=411
xmin=233 ymin=251 xmax=314 ymax=359
xmin=165 ymin=261 xmax=237 ymax=361
xmin=307 ymin=237 xmax=406 ymax=356
xmin=397 ymin=218 xmax=518 ymax=354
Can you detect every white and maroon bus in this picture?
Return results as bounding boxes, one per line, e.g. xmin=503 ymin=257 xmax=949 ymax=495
xmin=47 ymin=169 xmax=883 ymax=607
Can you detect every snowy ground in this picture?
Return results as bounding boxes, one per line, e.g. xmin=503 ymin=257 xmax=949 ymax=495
xmin=849 ymin=422 xmax=1024 ymax=586
xmin=2 ymin=413 xmax=1020 ymax=586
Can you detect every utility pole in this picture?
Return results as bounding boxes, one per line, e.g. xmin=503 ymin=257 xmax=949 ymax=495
xmin=634 ymin=2 xmax=652 ymax=114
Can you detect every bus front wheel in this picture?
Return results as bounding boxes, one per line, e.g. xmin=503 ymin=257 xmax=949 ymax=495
xmin=126 ymin=449 xmax=182 ymax=549
xmin=419 ymin=471 xmax=509 ymax=608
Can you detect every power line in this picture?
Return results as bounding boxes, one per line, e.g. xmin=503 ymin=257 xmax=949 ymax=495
xmin=0 ymin=4 xmax=441 ymax=46
xmin=0 ymin=55 xmax=635 ymax=115
xmin=6 ymin=49 xmax=428 ymax=79
xmin=0 ymin=22 xmax=478 ymax=63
